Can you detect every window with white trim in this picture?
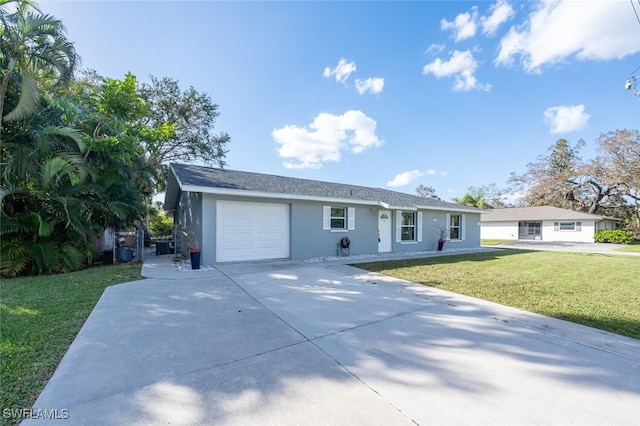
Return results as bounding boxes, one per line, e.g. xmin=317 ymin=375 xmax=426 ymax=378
xmin=401 ymin=212 xmax=416 ymax=241
xmin=555 ymin=221 xmax=581 ymax=231
xmin=450 ymin=214 xmax=461 ymax=240
xmin=331 ymin=207 xmax=346 ymax=230
xmin=395 ymin=211 xmax=423 ymax=243
xmin=323 ymin=206 xmax=355 ymax=231
xmin=446 ymin=214 xmax=466 ymax=241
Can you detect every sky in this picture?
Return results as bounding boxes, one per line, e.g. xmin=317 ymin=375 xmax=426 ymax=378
xmin=39 ymin=0 xmax=640 ymax=202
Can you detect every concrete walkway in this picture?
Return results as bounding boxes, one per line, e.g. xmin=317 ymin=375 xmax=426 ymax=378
xmin=25 ymin=251 xmax=640 ymax=425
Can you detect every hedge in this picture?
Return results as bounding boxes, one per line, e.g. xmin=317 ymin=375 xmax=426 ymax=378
xmin=594 ymin=229 xmax=633 ymax=244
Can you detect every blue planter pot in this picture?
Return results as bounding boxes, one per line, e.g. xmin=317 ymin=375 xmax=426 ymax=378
xmin=190 ymin=252 xmax=201 ymax=269
xmin=437 ymin=240 xmax=445 ymax=251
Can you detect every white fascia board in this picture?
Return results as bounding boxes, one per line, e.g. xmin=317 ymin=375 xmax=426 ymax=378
xmin=181 ymin=185 xmax=380 ymax=206
xmin=416 ymin=205 xmax=483 ymax=213
xmin=378 ymin=201 xmax=417 ymax=210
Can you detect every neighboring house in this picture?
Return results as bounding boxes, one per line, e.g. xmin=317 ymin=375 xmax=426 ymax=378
xmin=480 ymin=206 xmax=618 ymax=243
xmin=164 ymin=163 xmax=482 ymax=264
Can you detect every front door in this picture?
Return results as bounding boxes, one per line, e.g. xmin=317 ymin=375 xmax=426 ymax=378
xmin=518 ymin=221 xmax=542 ymax=240
xmin=378 ymin=210 xmax=392 ymax=252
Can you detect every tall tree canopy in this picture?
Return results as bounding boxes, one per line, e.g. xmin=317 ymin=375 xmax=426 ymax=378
xmin=415 ymin=184 xmax=440 ymax=200
xmin=1 ymin=4 xmax=231 ymax=276
xmin=594 ymin=129 xmax=640 ymax=229
xmin=453 ymin=184 xmax=511 ymax=209
xmin=138 ymin=76 xmax=230 ymax=190
xmin=0 ymin=0 xmax=79 ymax=142
xmin=509 ymin=132 xmax=639 ymax=233
xmin=509 ymin=139 xmax=585 ymax=209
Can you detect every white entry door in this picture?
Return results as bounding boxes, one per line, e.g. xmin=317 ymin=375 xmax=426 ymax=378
xmin=378 ymin=210 xmax=392 ymax=252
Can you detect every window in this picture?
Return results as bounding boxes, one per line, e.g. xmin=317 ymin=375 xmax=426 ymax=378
xmin=396 ymin=211 xmax=423 ymax=243
xmin=449 ymin=214 xmax=461 ymax=240
xmin=331 ymin=207 xmax=346 ymax=230
xmin=555 ymin=221 xmax=581 ymax=231
xmin=560 ymin=222 xmax=575 ymax=231
xmin=446 ymin=214 xmax=466 ymax=241
xmin=401 ymin=212 xmax=416 ymax=241
xmin=323 ymin=206 xmax=355 ymax=231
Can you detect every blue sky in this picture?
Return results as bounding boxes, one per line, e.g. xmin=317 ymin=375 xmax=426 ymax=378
xmin=41 ymin=0 xmax=640 ymax=202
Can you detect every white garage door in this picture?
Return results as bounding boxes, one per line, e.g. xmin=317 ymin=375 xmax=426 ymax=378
xmin=216 ymin=201 xmax=289 ymax=262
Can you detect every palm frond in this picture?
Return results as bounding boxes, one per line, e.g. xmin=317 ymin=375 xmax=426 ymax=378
xmin=3 ymin=71 xmax=40 ymax=121
xmin=56 ymin=241 xmax=86 ymax=272
xmin=27 ymin=239 xmax=58 ymax=275
xmin=0 ymin=213 xmax=35 ymax=235
xmin=0 ymin=242 xmax=30 ymax=278
xmin=39 ymin=156 xmax=80 ymax=190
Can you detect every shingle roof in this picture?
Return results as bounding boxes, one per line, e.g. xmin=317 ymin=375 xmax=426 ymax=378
xmin=481 ymin=206 xmax=615 ymax=222
xmin=166 ymin=163 xmax=481 ymax=213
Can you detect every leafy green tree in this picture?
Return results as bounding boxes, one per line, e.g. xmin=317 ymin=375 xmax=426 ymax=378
xmin=0 ymin=123 xmax=94 ymax=277
xmin=0 ymin=0 xmax=79 ymax=144
xmin=139 ymin=75 xmax=230 ymax=190
xmin=148 ymin=202 xmax=174 ymax=236
xmin=453 ymin=192 xmax=493 ymax=209
xmin=510 ymin=139 xmax=590 ymax=209
xmin=59 ymin=72 xmax=152 ymax=230
xmin=594 ymin=129 xmax=640 ymax=233
xmin=0 ymin=3 xmax=230 ymax=275
xmin=509 ymin=136 xmax=633 ymax=219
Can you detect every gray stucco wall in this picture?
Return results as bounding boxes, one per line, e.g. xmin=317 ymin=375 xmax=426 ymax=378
xmin=290 ymin=202 xmax=379 ymax=259
xmin=393 ymin=211 xmax=481 ymax=253
xmin=177 ymin=191 xmax=203 ymax=256
xmin=196 ymin=192 xmax=480 ymax=263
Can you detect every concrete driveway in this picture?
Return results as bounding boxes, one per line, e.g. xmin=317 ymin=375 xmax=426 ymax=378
xmin=25 ymin=253 xmax=640 ymax=425
xmin=493 ymin=240 xmax=640 ymax=256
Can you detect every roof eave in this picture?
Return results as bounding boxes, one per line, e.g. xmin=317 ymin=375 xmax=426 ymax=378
xmin=179 ymin=184 xmax=480 ymax=213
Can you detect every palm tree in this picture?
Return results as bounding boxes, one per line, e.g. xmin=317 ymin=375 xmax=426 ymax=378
xmin=0 ymin=0 xmax=79 ymax=144
xmin=0 ymin=122 xmax=96 ymax=277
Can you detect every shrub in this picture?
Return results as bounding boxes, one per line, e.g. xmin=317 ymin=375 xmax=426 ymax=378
xmin=150 ymin=212 xmax=174 ymax=236
xmin=594 ymin=229 xmax=633 ymax=244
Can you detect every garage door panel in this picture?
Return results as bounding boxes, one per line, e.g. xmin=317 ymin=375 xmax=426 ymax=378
xmin=216 ymin=201 xmax=289 ymax=262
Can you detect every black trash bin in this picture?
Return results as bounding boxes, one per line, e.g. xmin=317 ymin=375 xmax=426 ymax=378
xmin=156 ymin=241 xmax=174 ymax=255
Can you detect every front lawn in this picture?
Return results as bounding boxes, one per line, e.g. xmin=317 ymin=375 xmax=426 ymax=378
xmin=614 ymin=240 xmax=640 ymax=253
xmin=355 ymin=250 xmax=640 ymax=340
xmin=0 ymin=264 xmax=143 ymax=423
xmin=481 ymin=239 xmax=514 ymax=246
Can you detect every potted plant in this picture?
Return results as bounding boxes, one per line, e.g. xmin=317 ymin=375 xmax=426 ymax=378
xmin=189 ymin=246 xmax=201 ymax=270
xmin=437 ymin=227 xmax=446 ymax=251
xmin=181 ymin=228 xmax=201 ymax=269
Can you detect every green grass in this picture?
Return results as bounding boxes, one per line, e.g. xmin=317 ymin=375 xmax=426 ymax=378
xmin=614 ymin=240 xmax=640 ymax=253
xmin=355 ymin=250 xmax=640 ymax=340
xmin=0 ymin=264 xmax=143 ymax=423
xmin=481 ymin=239 xmax=514 ymax=246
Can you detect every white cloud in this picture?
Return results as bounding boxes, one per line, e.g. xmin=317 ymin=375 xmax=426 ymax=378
xmin=323 ymin=58 xmax=357 ymax=84
xmin=495 ymin=0 xmax=640 ymax=73
xmin=441 ymin=6 xmax=479 ymax=42
xmin=423 ymin=50 xmax=491 ymax=92
xmin=273 ymin=110 xmax=383 ymax=169
xmin=481 ymin=0 xmax=515 ymax=36
xmin=425 ymin=43 xmax=446 ymax=55
xmin=426 ymin=169 xmax=437 ymax=175
xmin=386 ymin=170 xmax=424 ymax=187
xmin=355 ymin=77 xmax=385 ymax=95
xmin=544 ymin=104 xmax=590 ymax=134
